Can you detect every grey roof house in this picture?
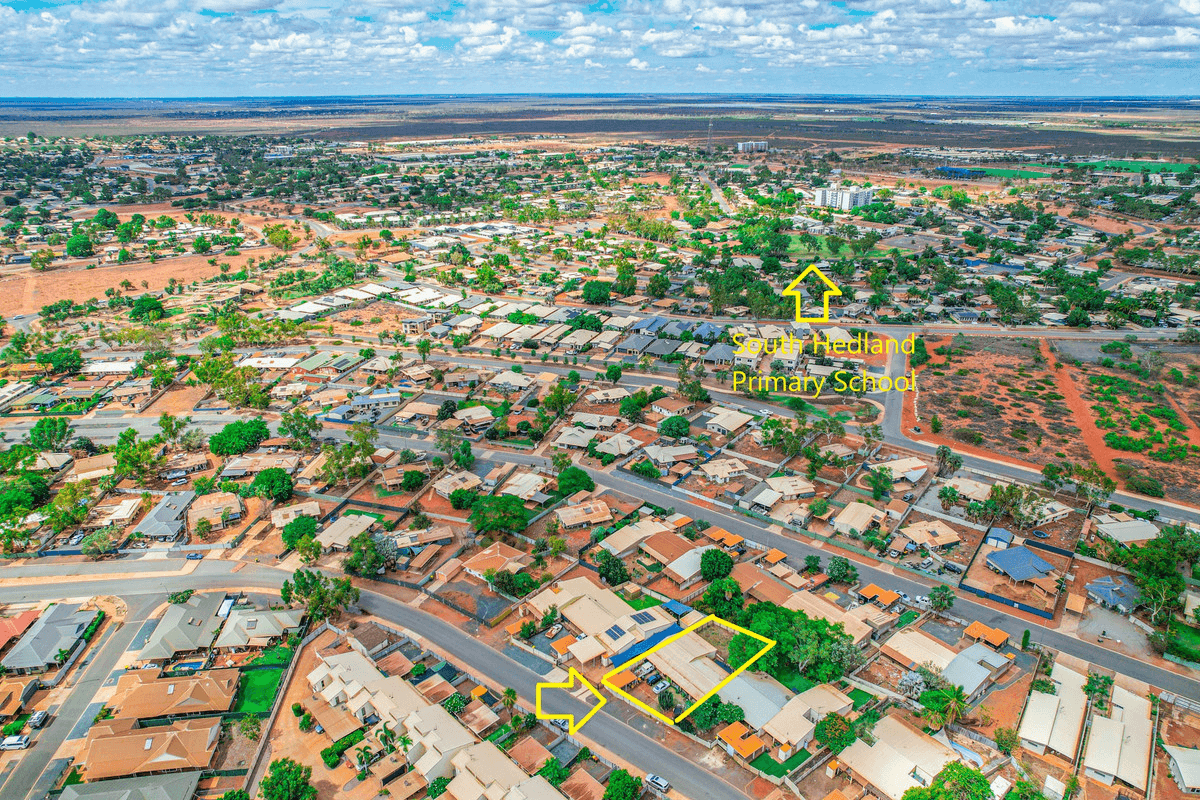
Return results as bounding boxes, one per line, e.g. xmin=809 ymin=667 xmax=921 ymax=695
xmin=1 ymin=603 xmax=99 ymax=674
xmin=131 ymin=492 xmax=195 ymax=542
xmin=139 ymin=593 xmax=225 ymax=663
xmin=60 ymin=772 xmax=201 ymax=800
xmin=1085 ymin=575 xmax=1140 ymax=614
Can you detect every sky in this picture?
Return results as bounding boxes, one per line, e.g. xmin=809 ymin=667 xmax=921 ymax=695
xmin=0 ymin=0 xmax=1197 ymax=97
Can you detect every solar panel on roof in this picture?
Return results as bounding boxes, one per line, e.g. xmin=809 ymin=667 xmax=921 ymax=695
xmin=630 ymin=611 xmax=654 ymax=624
xmin=604 ymin=625 xmax=626 ymax=639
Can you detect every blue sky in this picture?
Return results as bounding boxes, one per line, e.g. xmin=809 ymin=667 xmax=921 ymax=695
xmin=0 ymin=0 xmax=1197 ymax=96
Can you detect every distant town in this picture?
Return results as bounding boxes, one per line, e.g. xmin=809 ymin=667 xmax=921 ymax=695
xmin=0 ymin=110 xmax=1197 ymax=800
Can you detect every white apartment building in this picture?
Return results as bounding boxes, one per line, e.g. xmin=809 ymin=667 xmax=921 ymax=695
xmin=814 ymin=186 xmax=875 ymax=211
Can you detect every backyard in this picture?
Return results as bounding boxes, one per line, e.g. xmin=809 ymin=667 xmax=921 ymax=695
xmin=750 ymin=748 xmax=811 ymax=777
xmin=234 ymin=668 xmax=286 ymax=713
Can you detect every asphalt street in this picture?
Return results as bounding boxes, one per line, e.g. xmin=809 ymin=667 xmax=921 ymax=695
xmin=4 ymin=596 xmax=156 ymax=800
xmin=0 ymin=564 xmax=752 ymax=800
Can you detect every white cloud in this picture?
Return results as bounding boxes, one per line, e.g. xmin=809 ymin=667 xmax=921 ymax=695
xmin=628 ymin=57 xmax=650 ymax=70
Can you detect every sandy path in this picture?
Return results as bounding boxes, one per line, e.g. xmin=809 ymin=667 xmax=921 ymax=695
xmin=1038 ymin=339 xmax=1120 ymax=477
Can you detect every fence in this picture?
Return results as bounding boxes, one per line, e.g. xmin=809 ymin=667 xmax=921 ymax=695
xmin=956 ymin=583 xmax=1055 ymax=620
xmin=1022 ymin=538 xmax=1078 ymax=560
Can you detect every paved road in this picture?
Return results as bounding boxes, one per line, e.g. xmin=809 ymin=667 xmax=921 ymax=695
xmin=6 ymin=597 xmax=155 ymax=800
xmin=580 ymin=467 xmax=1200 ymax=698
xmin=0 ymin=565 xmax=752 ymax=800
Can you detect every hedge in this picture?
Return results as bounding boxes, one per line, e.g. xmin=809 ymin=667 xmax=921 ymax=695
xmin=321 ymin=728 xmax=365 ymax=768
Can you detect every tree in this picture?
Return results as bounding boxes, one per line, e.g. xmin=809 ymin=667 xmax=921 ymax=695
xmin=814 ymin=713 xmax=855 ymax=753
xmin=468 ymin=495 xmax=528 ymax=537
xmin=428 ymin=777 xmax=451 ymax=799
xmin=443 ymin=693 xmax=467 ymax=715
xmin=344 ymin=532 xmax=387 ymax=577
xmin=582 ymin=280 xmax=611 ymax=305
xmin=928 ymin=585 xmax=956 ymax=613
xmin=803 ymin=554 xmax=822 ymax=574
xmin=826 ymin=556 xmax=857 ymax=585
xmin=867 ymin=466 xmax=892 ymax=500
xmin=538 ymin=757 xmax=570 ymax=787
xmin=80 ymin=527 xmax=115 ymax=560
xmin=994 ymin=727 xmax=1019 ymax=754
xmin=658 ymin=688 xmax=676 ymax=711
xmin=280 ymin=409 xmax=322 ymax=449
xmin=449 ymin=489 xmax=477 ymax=510
xmin=114 ymin=429 xmax=164 ymax=485
xmin=220 ymin=792 xmax=250 ymax=800
xmin=700 ymin=548 xmax=734 ymax=581
xmin=557 ymin=466 xmax=594 ymax=495
xmin=809 ymin=497 xmax=830 ymax=517
xmin=282 ymin=516 xmax=317 ymax=551
xmin=251 ymin=468 xmax=294 ymax=502
xmin=157 ymin=413 xmax=190 ymax=444
xmin=702 ymin=577 xmax=744 ymax=621
xmin=66 ymin=234 xmax=93 ymax=258
xmin=401 ymin=470 xmax=426 ymax=492
xmin=36 ymin=346 xmax=83 ymax=375
xmin=416 ymin=338 xmax=432 ymax=363
xmin=129 ymin=294 xmax=165 ymax=322
xmin=902 ymin=763 xmax=991 ymax=800
xmin=658 ymin=415 xmax=690 ymax=439
xmin=938 ymin=485 xmax=960 ymax=509
xmin=209 ymin=418 xmax=270 ymax=456
xmin=259 ymin=758 xmax=317 ymax=800
xmin=603 ymin=769 xmax=642 ymax=800
xmin=287 ymin=569 xmax=359 ymax=622
xmin=195 ymin=517 xmax=212 ymax=539
xmin=45 ymin=479 xmax=90 ymax=533
xmin=605 ymin=364 xmax=623 ymax=383
xmin=501 ymin=687 xmax=518 ymax=713
xmin=29 ymin=417 xmax=73 ymax=452
xmin=596 ymin=550 xmax=630 ymax=585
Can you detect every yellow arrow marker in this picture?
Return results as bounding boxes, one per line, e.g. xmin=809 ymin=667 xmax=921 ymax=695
xmin=783 ymin=264 xmax=842 ymax=323
xmin=535 ymin=667 xmax=606 ymax=735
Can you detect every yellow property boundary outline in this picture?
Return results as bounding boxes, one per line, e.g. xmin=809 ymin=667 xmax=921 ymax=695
xmin=600 ymin=613 xmax=776 ymax=727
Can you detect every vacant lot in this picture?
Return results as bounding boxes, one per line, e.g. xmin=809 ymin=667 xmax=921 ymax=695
xmin=920 ymin=336 xmax=1092 ymax=466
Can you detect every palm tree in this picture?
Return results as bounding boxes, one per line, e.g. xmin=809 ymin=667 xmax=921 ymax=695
xmin=398 ymin=734 xmax=413 ymax=756
xmin=936 ymin=686 xmax=969 ymax=729
xmin=377 ymin=724 xmax=397 ymax=754
xmin=354 ymin=744 xmax=373 ymax=770
xmin=501 ymin=688 xmax=518 ymax=714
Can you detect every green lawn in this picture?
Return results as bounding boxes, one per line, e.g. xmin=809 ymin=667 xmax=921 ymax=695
xmin=1 ymin=713 xmax=30 ymax=737
xmin=486 ymin=723 xmax=513 ymax=742
xmin=750 ymin=748 xmax=811 ymax=777
xmin=1072 ymin=159 xmax=1194 ymax=174
xmin=775 ymin=669 xmax=816 ymax=694
xmin=63 ymin=767 xmax=84 ymax=786
xmin=980 ymin=168 xmax=1053 ymax=179
xmin=627 ymin=595 xmax=664 ymax=611
xmin=234 ymin=668 xmax=285 ymax=713
xmin=897 ymin=610 xmax=920 ymax=628
xmin=248 ymin=644 xmax=294 ymax=667
xmin=848 ymin=688 xmax=874 ymax=709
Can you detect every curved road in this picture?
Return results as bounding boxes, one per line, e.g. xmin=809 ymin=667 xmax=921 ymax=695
xmin=0 ymin=561 xmax=753 ymax=800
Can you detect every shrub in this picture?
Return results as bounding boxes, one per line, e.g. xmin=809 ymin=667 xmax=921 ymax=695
xmin=994 ymin=727 xmax=1019 ymax=755
xmin=292 ymin=702 xmax=304 ymax=717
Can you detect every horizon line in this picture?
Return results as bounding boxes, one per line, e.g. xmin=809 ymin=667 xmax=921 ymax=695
xmin=0 ymin=92 xmax=1198 ymax=102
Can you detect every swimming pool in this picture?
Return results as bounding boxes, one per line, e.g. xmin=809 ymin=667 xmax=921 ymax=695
xmin=174 ymin=660 xmax=205 ymax=671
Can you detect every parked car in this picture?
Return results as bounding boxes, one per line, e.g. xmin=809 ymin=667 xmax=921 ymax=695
xmin=646 ymin=774 xmax=671 ymax=793
xmin=549 ymin=718 xmax=569 ymax=732
xmin=1 ymin=735 xmax=30 ymax=750
xmin=28 ymin=710 xmax=48 ymax=729
xmin=635 ymin=662 xmax=655 ymax=678
xmin=902 ymin=492 xmax=915 ymax=502
xmin=918 ymin=558 xmax=935 ymax=570
xmin=185 ymin=553 xmax=204 ymax=560
xmin=545 ymin=624 xmax=563 ymax=638
xmin=651 ymin=680 xmax=670 ymax=694
xmin=944 ymin=562 xmax=964 ymax=574
xmin=171 ymin=478 xmax=187 ymax=486
xmin=1032 ymin=530 xmax=1050 ymax=539
xmin=897 ymin=591 xmax=912 ymax=602
xmin=915 ymin=595 xmax=930 ymax=607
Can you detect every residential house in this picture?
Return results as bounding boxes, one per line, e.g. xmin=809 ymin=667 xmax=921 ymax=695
xmin=139 ymin=593 xmax=225 ymax=664
xmin=78 ymin=718 xmax=220 ymax=780
xmin=213 ymin=607 xmax=304 ymax=651
xmin=107 ymin=668 xmax=239 ymax=719
xmin=187 ymin=492 xmax=243 ymax=533
xmin=1018 ymin=661 xmax=1088 ymax=759
xmin=837 ymin=715 xmax=959 ymax=800
xmin=1 ymin=603 xmax=99 ymax=675
xmin=134 ymin=492 xmax=196 ymax=542
xmin=317 ymin=515 xmax=376 ymax=552
xmin=985 ymin=546 xmax=1058 ymax=597
xmin=59 ymin=772 xmax=202 ymax=800
xmin=706 ymin=408 xmax=753 ymax=437
xmin=832 ymin=502 xmax=885 ymax=536
xmin=699 ymin=458 xmax=750 ymax=485
xmin=1082 ymin=683 xmax=1152 ymax=792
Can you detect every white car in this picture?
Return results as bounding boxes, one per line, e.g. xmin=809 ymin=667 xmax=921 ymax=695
xmin=646 ymin=774 xmax=670 ymax=793
xmin=0 ymin=735 xmax=29 ymax=750
xmin=545 ymin=624 xmax=563 ymax=638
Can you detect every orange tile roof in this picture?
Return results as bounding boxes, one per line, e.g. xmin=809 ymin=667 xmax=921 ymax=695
xmin=718 ymin=721 xmax=766 ymax=759
xmin=859 ymin=583 xmax=901 ymax=606
xmin=763 ymin=548 xmax=787 ymax=565
xmin=551 ymin=636 xmax=575 ymax=655
xmin=609 ymin=670 xmax=637 ymax=689
xmin=965 ymin=620 xmax=1009 ymax=648
xmin=505 ymin=620 xmax=525 ymax=636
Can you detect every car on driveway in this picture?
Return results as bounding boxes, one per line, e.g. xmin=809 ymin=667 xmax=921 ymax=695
xmin=29 ymin=711 xmax=48 ymax=729
xmin=185 ymin=552 xmax=204 ymax=560
xmin=646 ymin=774 xmax=671 ymax=793
xmin=1 ymin=735 xmax=30 ymax=750
xmin=651 ymin=679 xmax=670 ymax=694
xmin=545 ymin=624 xmax=563 ymax=638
